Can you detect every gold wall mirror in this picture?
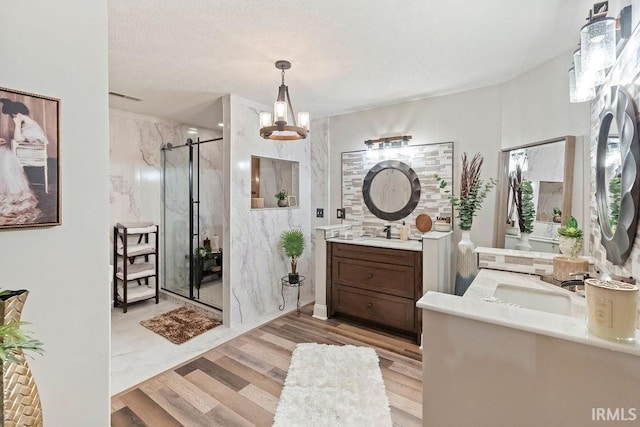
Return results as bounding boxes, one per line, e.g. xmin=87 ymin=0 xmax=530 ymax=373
xmin=494 ymin=136 xmax=576 ymax=252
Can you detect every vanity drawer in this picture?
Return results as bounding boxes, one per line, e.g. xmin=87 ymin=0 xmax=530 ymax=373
xmin=332 ymin=256 xmax=415 ymax=298
xmin=332 ymin=242 xmax=416 ymax=266
xmin=331 ymin=285 xmax=415 ymax=333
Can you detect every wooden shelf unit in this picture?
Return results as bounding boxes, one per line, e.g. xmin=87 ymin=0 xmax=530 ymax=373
xmin=112 ymin=222 xmax=159 ymax=313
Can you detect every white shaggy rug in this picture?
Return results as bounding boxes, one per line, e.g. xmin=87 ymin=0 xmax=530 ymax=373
xmin=273 ymin=343 xmax=392 ymax=427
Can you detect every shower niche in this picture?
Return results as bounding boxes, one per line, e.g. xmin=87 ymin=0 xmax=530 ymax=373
xmin=251 ymin=155 xmax=300 ymax=209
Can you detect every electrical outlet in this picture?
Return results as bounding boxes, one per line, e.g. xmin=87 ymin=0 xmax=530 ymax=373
xmin=337 ymin=208 xmax=345 ymax=219
xmin=316 ymin=208 xmax=324 ymax=218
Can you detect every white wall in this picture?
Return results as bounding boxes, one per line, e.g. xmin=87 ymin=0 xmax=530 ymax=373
xmin=325 ymin=51 xmax=592 ymax=251
xmin=226 ymin=95 xmax=313 ymax=326
xmin=0 ymin=1 xmax=110 ymax=425
xmin=328 ymin=85 xmax=502 ymax=248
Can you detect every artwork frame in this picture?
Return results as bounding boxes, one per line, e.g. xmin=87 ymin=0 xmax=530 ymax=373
xmin=287 ymin=196 xmax=298 ymax=207
xmin=0 ymin=86 xmax=61 ymax=229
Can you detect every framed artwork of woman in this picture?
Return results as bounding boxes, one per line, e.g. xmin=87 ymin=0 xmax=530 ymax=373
xmin=0 ymin=87 xmax=60 ymax=229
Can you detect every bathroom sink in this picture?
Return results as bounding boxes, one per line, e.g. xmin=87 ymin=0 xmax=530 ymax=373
xmin=493 ymin=284 xmax=573 ymax=316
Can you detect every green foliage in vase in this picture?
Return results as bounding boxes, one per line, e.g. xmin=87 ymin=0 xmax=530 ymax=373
xmin=558 ymin=216 xmax=583 ymax=238
xmin=0 ymin=291 xmax=44 ymax=363
xmin=553 ymin=207 xmax=562 ymax=216
xmin=275 ymin=189 xmax=288 ymax=200
xmin=519 ymin=180 xmax=535 ymax=234
xmin=609 ymin=174 xmax=621 ymax=230
xmin=508 ymin=164 xmax=535 ymax=234
xmin=280 ymin=229 xmax=305 ymax=274
xmin=433 ymin=153 xmax=496 ymax=231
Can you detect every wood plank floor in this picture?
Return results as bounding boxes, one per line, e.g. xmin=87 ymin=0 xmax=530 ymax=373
xmin=112 ymin=304 xmax=423 ymax=426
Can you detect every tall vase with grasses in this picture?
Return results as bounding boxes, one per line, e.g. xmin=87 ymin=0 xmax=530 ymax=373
xmin=0 ymin=290 xmax=44 ymax=426
xmin=510 ymin=164 xmax=535 ymax=251
xmin=435 ymin=153 xmax=495 ymax=295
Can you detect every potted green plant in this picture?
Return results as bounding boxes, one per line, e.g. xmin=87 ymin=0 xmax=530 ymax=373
xmin=552 ymin=207 xmax=562 ymax=223
xmin=280 ymin=229 xmax=305 ymax=284
xmin=275 ymin=189 xmax=289 ymax=207
xmin=558 ymin=216 xmax=583 ymax=257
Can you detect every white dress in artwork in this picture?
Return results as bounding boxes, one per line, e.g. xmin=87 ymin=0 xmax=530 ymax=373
xmin=0 ymin=143 xmax=41 ymax=225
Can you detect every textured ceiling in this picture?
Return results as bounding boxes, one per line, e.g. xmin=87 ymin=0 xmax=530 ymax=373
xmin=108 ymin=0 xmax=588 ymax=128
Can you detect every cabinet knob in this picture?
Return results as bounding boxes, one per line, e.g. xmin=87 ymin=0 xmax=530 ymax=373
xmin=367 ymin=273 xmax=373 ymax=279
xmin=367 ymin=302 xmax=373 ymax=308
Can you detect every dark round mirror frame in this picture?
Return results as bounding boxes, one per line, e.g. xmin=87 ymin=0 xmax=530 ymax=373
xmin=362 ymin=160 xmax=421 ymax=221
xmin=596 ymin=86 xmax=640 ymax=265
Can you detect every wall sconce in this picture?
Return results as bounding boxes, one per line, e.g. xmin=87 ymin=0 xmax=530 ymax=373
xmin=569 ymin=1 xmax=618 ymax=103
xmin=364 ymin=135 xmax=412 ymax=150
xmin=581 ymin=2 xmax=616 ymax=77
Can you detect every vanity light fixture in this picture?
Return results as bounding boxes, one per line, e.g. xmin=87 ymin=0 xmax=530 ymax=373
xmin=259 ymin=60 xmax=309 ymax=141
xmin=364 ymin=135 xmax=412 ymax=150
xmin=580 ymin=2 xmax=616 ymax=84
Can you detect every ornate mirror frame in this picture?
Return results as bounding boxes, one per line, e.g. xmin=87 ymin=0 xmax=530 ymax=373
xmin=596 ymin=86 xmax=640 ymax=265
xmin=362 ymin=160 xmax=421 ymax=221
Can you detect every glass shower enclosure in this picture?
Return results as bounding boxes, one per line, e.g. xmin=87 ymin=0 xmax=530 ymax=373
xmin=161 ymin=137 xmax=223 ymax=310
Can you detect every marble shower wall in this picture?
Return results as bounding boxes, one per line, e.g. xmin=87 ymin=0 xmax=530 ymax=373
xmin=226 ymin=95 xmax=312 ymax=326
xmin=589 ymin=23 xmax=640 ymax=279
xmin=341 ymin=142 xmax=453 ymax=238
xmin=109 ymin=109 xmax=222 ymax=267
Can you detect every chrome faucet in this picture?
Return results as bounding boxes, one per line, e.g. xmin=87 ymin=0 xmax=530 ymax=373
xmin=383 ymin=225 xmax=392 ymax=239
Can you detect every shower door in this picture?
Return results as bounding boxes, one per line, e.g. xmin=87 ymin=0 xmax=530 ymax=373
xmin=162 ymin=138 xmax=224 ymax=309
xmin=162 ymin=143 xmax=193 ymax=299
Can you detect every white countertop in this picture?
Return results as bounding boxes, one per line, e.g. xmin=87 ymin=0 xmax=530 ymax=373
xmin=421 ymin=230 xmax=453 ymax=240
xmin=327 ymin=236 xmax=423 ymax=251
xmin=475 ymin=246 xmax=596 ymax=265
xmin=315 ymin=224 xmax=352 ymax=231
xmin=417 ymin=268 xmax=640 ymax=357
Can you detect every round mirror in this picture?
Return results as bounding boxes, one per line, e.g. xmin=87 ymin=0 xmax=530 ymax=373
xmin=362 ymin=160 xmax=421 ymax=221
xmin=369 ymin=169 xmax=412 ymax=213
xmin=595 ymin=86 xmax=640 ymax=265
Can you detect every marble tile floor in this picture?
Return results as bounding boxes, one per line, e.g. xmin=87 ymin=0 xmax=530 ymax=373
xmin=111 ymin=295 xmax=272 ymax=395
xmin=163 ymin=279 xmax=223 ymax=310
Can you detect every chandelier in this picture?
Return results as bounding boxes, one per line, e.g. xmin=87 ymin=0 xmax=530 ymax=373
xmin=259 ymin=60 xmax=310 ymax=140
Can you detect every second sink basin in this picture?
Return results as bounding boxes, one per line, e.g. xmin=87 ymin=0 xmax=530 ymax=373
xmin=493 ymin=283 xmax=573 ymax=316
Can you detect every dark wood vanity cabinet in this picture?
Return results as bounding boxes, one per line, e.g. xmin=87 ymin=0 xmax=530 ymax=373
xmin=327 ymin=242 xmax=422 ymax=342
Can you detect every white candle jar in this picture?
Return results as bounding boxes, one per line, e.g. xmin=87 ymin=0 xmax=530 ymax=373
xmin=585 ymin=278 xmax=638 ymax=343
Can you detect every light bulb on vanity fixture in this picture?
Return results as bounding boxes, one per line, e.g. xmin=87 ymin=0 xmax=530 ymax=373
xmin=259 ymin=60 xmax=310 ymax=141
xmin=570 ymin=1 xmax=617 ymax=103
xmin=364 ymin=135 xmax=412 ymax=150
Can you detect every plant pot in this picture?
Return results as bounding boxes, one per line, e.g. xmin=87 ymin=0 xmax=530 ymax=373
xmin=515 ymin=232 xmax=532 ymax=251
xmin=559 ymin=235 xmax=581 ymax=257
xmin=0 ymin=290 xmax=43 ymax=426
xmin=277 ymin=199 xmax=289 ymax=207
xmin=288 ymin=273 xmax=299 ymax=284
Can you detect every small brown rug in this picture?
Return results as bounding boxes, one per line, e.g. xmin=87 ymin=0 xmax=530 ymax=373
xmin=140 ymin=306 xmax=221 ymax=344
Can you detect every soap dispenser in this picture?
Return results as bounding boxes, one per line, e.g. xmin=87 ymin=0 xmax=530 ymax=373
xmin=400 ymin=221 xmax=408 ymax=241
